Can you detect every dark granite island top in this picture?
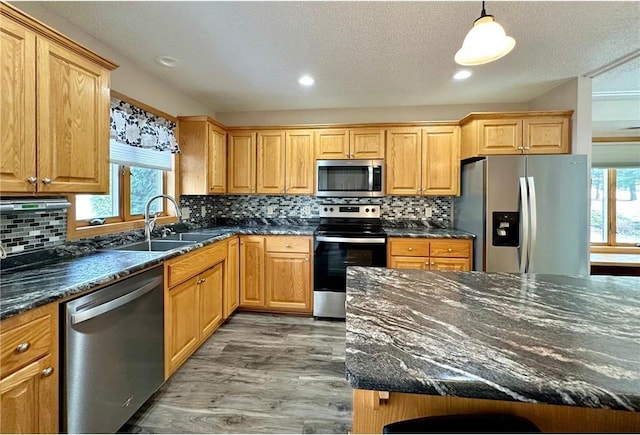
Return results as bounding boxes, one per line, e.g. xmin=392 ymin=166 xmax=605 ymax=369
xmin=345 ymin=267 xmax=640 ymax=432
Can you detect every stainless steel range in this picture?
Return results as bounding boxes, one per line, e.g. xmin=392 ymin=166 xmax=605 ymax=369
xmin=313 ymin=204 xmax=387 ymax=319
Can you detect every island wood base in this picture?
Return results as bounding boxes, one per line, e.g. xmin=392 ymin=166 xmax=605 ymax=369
xmin=352 ymin=389 xmax=640 ymax=433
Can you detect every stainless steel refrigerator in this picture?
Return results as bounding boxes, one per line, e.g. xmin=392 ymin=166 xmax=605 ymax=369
xmin=454 ymin=154 xmax=589 ymax=275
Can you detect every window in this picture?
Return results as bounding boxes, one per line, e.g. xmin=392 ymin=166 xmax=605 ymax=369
xmin=590 ymin=167 xmax=640 ymax=248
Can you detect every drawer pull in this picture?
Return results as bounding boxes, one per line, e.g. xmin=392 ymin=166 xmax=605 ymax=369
xmin=285 ymin=244 xmax=292 ymax=248
xmin=42 ymin=177 xmax=52 ymax=185
xmin=408 ymin=247 xmax=413 ymax=251
xmin=431 ymin=262 xmax=436 ymax=265
xmin=42 ymin=367 xmax=54 ymax=377
xmin=16 ymin=342 xmax=30 ymax=353
xmin=447 ymin=247 xmax=453 ymax=252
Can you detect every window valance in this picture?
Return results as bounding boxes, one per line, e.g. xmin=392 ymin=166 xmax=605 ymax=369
xmin=109 ymin=97 xmax=180 ymax=154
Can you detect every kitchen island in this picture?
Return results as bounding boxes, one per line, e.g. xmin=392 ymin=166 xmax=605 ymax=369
xmin=345 ymin=267 xmax=640 ymax=432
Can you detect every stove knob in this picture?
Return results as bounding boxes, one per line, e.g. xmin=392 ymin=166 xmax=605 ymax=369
xmin=330 ymin=207 xmax=334 ymax=212
xmin=365 ymin=208 xmax=370 ymax=213
xmin=371 ymin=207 xmax=376 ymax=212
xmin=324 ymin=207 xmax=328 ymax=212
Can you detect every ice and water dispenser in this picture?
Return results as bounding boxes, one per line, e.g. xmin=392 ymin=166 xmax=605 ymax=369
xmin=492 ymin=212 xmax=519 ymax=247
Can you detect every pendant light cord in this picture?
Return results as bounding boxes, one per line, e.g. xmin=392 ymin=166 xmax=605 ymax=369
xmin=480 ymin=1 xmax=487 ymax=18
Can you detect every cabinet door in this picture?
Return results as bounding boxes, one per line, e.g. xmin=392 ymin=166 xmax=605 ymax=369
xmin=285 ymin=130 xmax=314 ymax=194
xmin=350 ymin=128 xmax=385 ymax=159
xmin=224 ymin=237 xmax=239 ymax=319
xmin=0 ymin=19 xmax=36 ymax=193
xmin=178 ymin=120 xmax=208 ymax=194
xmin=429 ymin=257 xmax=471 ymax=271
xmin=256 ymin=130 xmax=285 ymax=194
xmin=227 ymin=131 xmax=256 ymax=193
xmin=199 ymin=263 xmax=224 ymax=339
xmin=421 ymin=126 xmax=460 ymax=195
xmin=478 ymin=119 xmax=522 ymax=155
xmin=208 ymin=124 xmax=227 ymax=193
xmin=36 ymin=38 xmax=110 ymax=193
xmin=239 ymin=236 xmax=265 ymax=308
xmin=315 ymin=129 xmax=349 ymax=159
xmin=265 ymin=252 xmax=311 ymax=313
xmin=523 ymin=117 xmax=570 ymax=154
xmin=0 ymin=355 xmax=57 ymax=434
xmin=386 ymin=129 xmax=422 ymax=195
xmin=389 ymin=256 xmax=429 ymax=270
xmin=166 ymin=276 xmax=200 ymax=376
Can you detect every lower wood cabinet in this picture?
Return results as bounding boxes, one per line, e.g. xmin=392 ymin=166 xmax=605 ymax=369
xmin=240 ymin=235 xmax=313 ymax=314
xmin=388 ymin=238 xmax=472 ymax=271
xmin=164 ymin=240 xmax=231 ymax=379
xmin=224 ymin=237 xmax=240 ymax=319
xmin=0 ymin=303 xmax=58 ymax=434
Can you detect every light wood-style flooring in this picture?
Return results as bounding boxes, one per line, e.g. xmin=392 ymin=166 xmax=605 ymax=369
xmin=121 ymin=312 xmax=351 ymax=434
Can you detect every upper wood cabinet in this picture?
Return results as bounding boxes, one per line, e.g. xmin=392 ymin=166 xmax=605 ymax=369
xmin=178 ymin=117 xmax=227 ymax=194
xmin=0 ymin=3 xmax=116 ymax=194
xmin=315 ymin=128 xmax=385 ymax=159
xmin=227 ymin=131 xmax=257 ymax=194
xmin=386 ymin=126 xmax=460 ymax=196
xmin=460 ymin=111 xmax=572 ymax=159
xmin=284 ymin=130 xmax=314 ymax=194
xmin=256 ymin=130 xmax=286 ymax=194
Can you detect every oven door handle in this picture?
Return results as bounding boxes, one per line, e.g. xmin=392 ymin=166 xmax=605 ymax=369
xmin=315 ymin=236 xmax=386 ymax=244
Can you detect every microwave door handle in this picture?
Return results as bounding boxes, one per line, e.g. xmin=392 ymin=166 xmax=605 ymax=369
xmin=368 ymin=166 xmax=374 ymax=191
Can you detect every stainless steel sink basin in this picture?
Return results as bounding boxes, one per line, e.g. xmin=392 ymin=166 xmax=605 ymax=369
xmin=112 ymin=240 xmax=195 ymax=252
xmin=163 ymin=232 xmax=215 ymax=242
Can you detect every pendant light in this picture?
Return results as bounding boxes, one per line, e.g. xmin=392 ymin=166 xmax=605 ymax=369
xmin=455 ymin=1 xmax=516 ymax=66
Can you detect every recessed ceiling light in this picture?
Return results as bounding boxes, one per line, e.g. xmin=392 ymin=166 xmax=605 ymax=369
xmin=155 ymin=56 xmax=180 ymax=68
xmin=453 ymin=70 xmax=472 ymax=80
xmin=298 ymin=75 xmax=315 ymax=86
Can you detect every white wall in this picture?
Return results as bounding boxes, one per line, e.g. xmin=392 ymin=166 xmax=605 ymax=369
xmin=527 ymin=76 xmax=593 ymax=158
xmin=215 ymin=102 xmax=528 ymax=126
xmin=14 ymin=2 xmax=214 ymax=118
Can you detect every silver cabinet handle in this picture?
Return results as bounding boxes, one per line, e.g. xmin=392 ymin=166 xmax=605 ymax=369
xmin=16 ymin=342 xmax=30 ymax=353
xmin=42 ymin=177 xmax=52 ymax=185
xmin=201 ymin=278 xmax=206 ymax=283
xmin=316 ymin=236 xmax=386 ymax=244
xmin=408 ymin=247 xmax=414 ymax=251
xmin=42 ymin=367 xmax=54 ymax=377
xmin=285 ymin=244 xmax=292 ymax=248
xmin=27 ymin=176 xmax=38 ymax=184
xmin=447 ymin=247 xmax=453 ymax=252
xmin=305 ymin=257 xmax=309 ymax=261
xmin=430 ymin=262 xmax=436 ymax=265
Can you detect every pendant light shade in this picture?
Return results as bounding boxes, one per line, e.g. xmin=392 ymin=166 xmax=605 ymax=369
xmin=455 ymin=2 xmax=516 ymax=66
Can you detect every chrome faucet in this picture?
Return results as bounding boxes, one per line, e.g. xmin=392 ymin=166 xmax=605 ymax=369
xmin=144 ymin=195 xmax=182 ymax=242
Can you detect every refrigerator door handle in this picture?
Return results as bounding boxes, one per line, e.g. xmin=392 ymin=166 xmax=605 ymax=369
xmin=519 ymin=177 xmax=530 ymax=273
xmin=527 ymin=176 xmax=538 ymax=272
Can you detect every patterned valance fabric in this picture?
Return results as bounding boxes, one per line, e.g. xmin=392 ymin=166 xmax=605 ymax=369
xmin=110 ymin=97 xmax=180 ymax=154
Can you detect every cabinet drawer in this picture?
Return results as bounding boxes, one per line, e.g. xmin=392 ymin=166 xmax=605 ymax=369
xmin=265 ymin=236 xmax=310 ymax=253
xmin=388 ymin=238 xmax=429 ymax=257
xmin=429 ymin=240 xmax=471 ymax=258
xmin=166 ymin=241 xmax=227 ymax=288
xmin=1 ymin=312 xmax=52 ymax=378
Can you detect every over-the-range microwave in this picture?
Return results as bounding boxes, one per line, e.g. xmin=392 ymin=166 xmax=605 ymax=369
xmin=316 ymin=159 xmax=384 ymax=197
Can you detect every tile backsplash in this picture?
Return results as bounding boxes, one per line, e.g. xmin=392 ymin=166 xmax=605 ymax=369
xmin=0 ymin=210 xmax=67 ymax=255
xmin=180 ymin=195 xmax=452 ymax=225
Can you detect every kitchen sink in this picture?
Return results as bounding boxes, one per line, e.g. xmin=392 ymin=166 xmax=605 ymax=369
xmin=163 ymin=232 xmax=216 ymax=242
xmin=112 ymin=240 xmax=196 ymax=252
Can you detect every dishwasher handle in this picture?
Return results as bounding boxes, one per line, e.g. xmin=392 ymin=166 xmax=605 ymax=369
xmin=71 ymin=276 xmax=163 ymax=325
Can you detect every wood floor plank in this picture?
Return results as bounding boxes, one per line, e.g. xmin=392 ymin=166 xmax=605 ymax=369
xmin=121 ymin=313 xmax=352 ymax=434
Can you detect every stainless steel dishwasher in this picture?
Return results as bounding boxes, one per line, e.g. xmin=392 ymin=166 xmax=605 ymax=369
xmin=63 ymin=266 xmax=164 ymax=434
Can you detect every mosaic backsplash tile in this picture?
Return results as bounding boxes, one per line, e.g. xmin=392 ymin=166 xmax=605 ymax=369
xmin=180 ymin=194 xmax=452 ymax=224
xmin=0 ymin=210 xmax=67 ymax=255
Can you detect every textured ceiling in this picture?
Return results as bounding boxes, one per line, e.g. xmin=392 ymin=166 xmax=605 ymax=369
xmin=25 ymin=1 xmax=640 ymax=116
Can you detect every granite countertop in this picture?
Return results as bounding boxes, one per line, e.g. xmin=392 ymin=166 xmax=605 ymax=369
xmin=383 ymin=227 xmax=475 ymax=239
xmin=0 ymin=224 xmax=316 ymax=320
xmin=345 ymin=267 xmax=640 ymax=411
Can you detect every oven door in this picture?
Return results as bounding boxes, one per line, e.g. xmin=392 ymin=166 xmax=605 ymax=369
xmin=313 ymin=236 xmax=386 ymax=318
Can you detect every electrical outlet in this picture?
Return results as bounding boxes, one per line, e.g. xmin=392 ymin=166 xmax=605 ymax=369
xmin=181 ymin=207 xmax=191 ymax=219
xmin=267 ymin=205 xmax=276 ymax=215
xmin=201 ymin=206 xmax=207 ymax=216
xmin=303 ymin=205 xmax=311 ymax=215
xmin=424 ymin=206 xmax=433 ymax=218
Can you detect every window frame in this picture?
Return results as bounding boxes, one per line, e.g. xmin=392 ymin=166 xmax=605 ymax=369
xmin=67 ymin=91 xmax=180 ymax=240
xmin=590 ymin=167 xmax=640 ymax=253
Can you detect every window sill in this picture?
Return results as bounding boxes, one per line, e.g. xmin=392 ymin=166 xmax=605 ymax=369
xmin=590 ymin=246 xmax=640 ymax=254
xmin=68 ymin=216 xmax=179 ymax=240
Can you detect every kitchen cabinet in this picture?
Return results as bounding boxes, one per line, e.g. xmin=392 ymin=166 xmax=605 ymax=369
xmin=227 ymin=131 xmax=257 ymax=193
xmin=224 ymin=237 xmax=240 ymax=319
xmin=460 ymin=111 xmax=572 ymax=159
xmin=0 ymin=3 xmax=116 ymax=194
xmin=0 ymin=303 xmax=58 ymax=434
xmin=388 ymin=238 xmax=472 ymax=271
xmin=255 ymin=130 xmax=314 ymax=194
xmin=178 ymin=116 xmax=227 ymax=194
xmin=315 ymin=128 xmax=385 ymax=159
xmin=164 ymin=240 xmax=228 ymax=378
xmin=386 ymin=126 xmax=460 ymax=196
xmin=240 ymin=235 xmax=313 ymax=314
